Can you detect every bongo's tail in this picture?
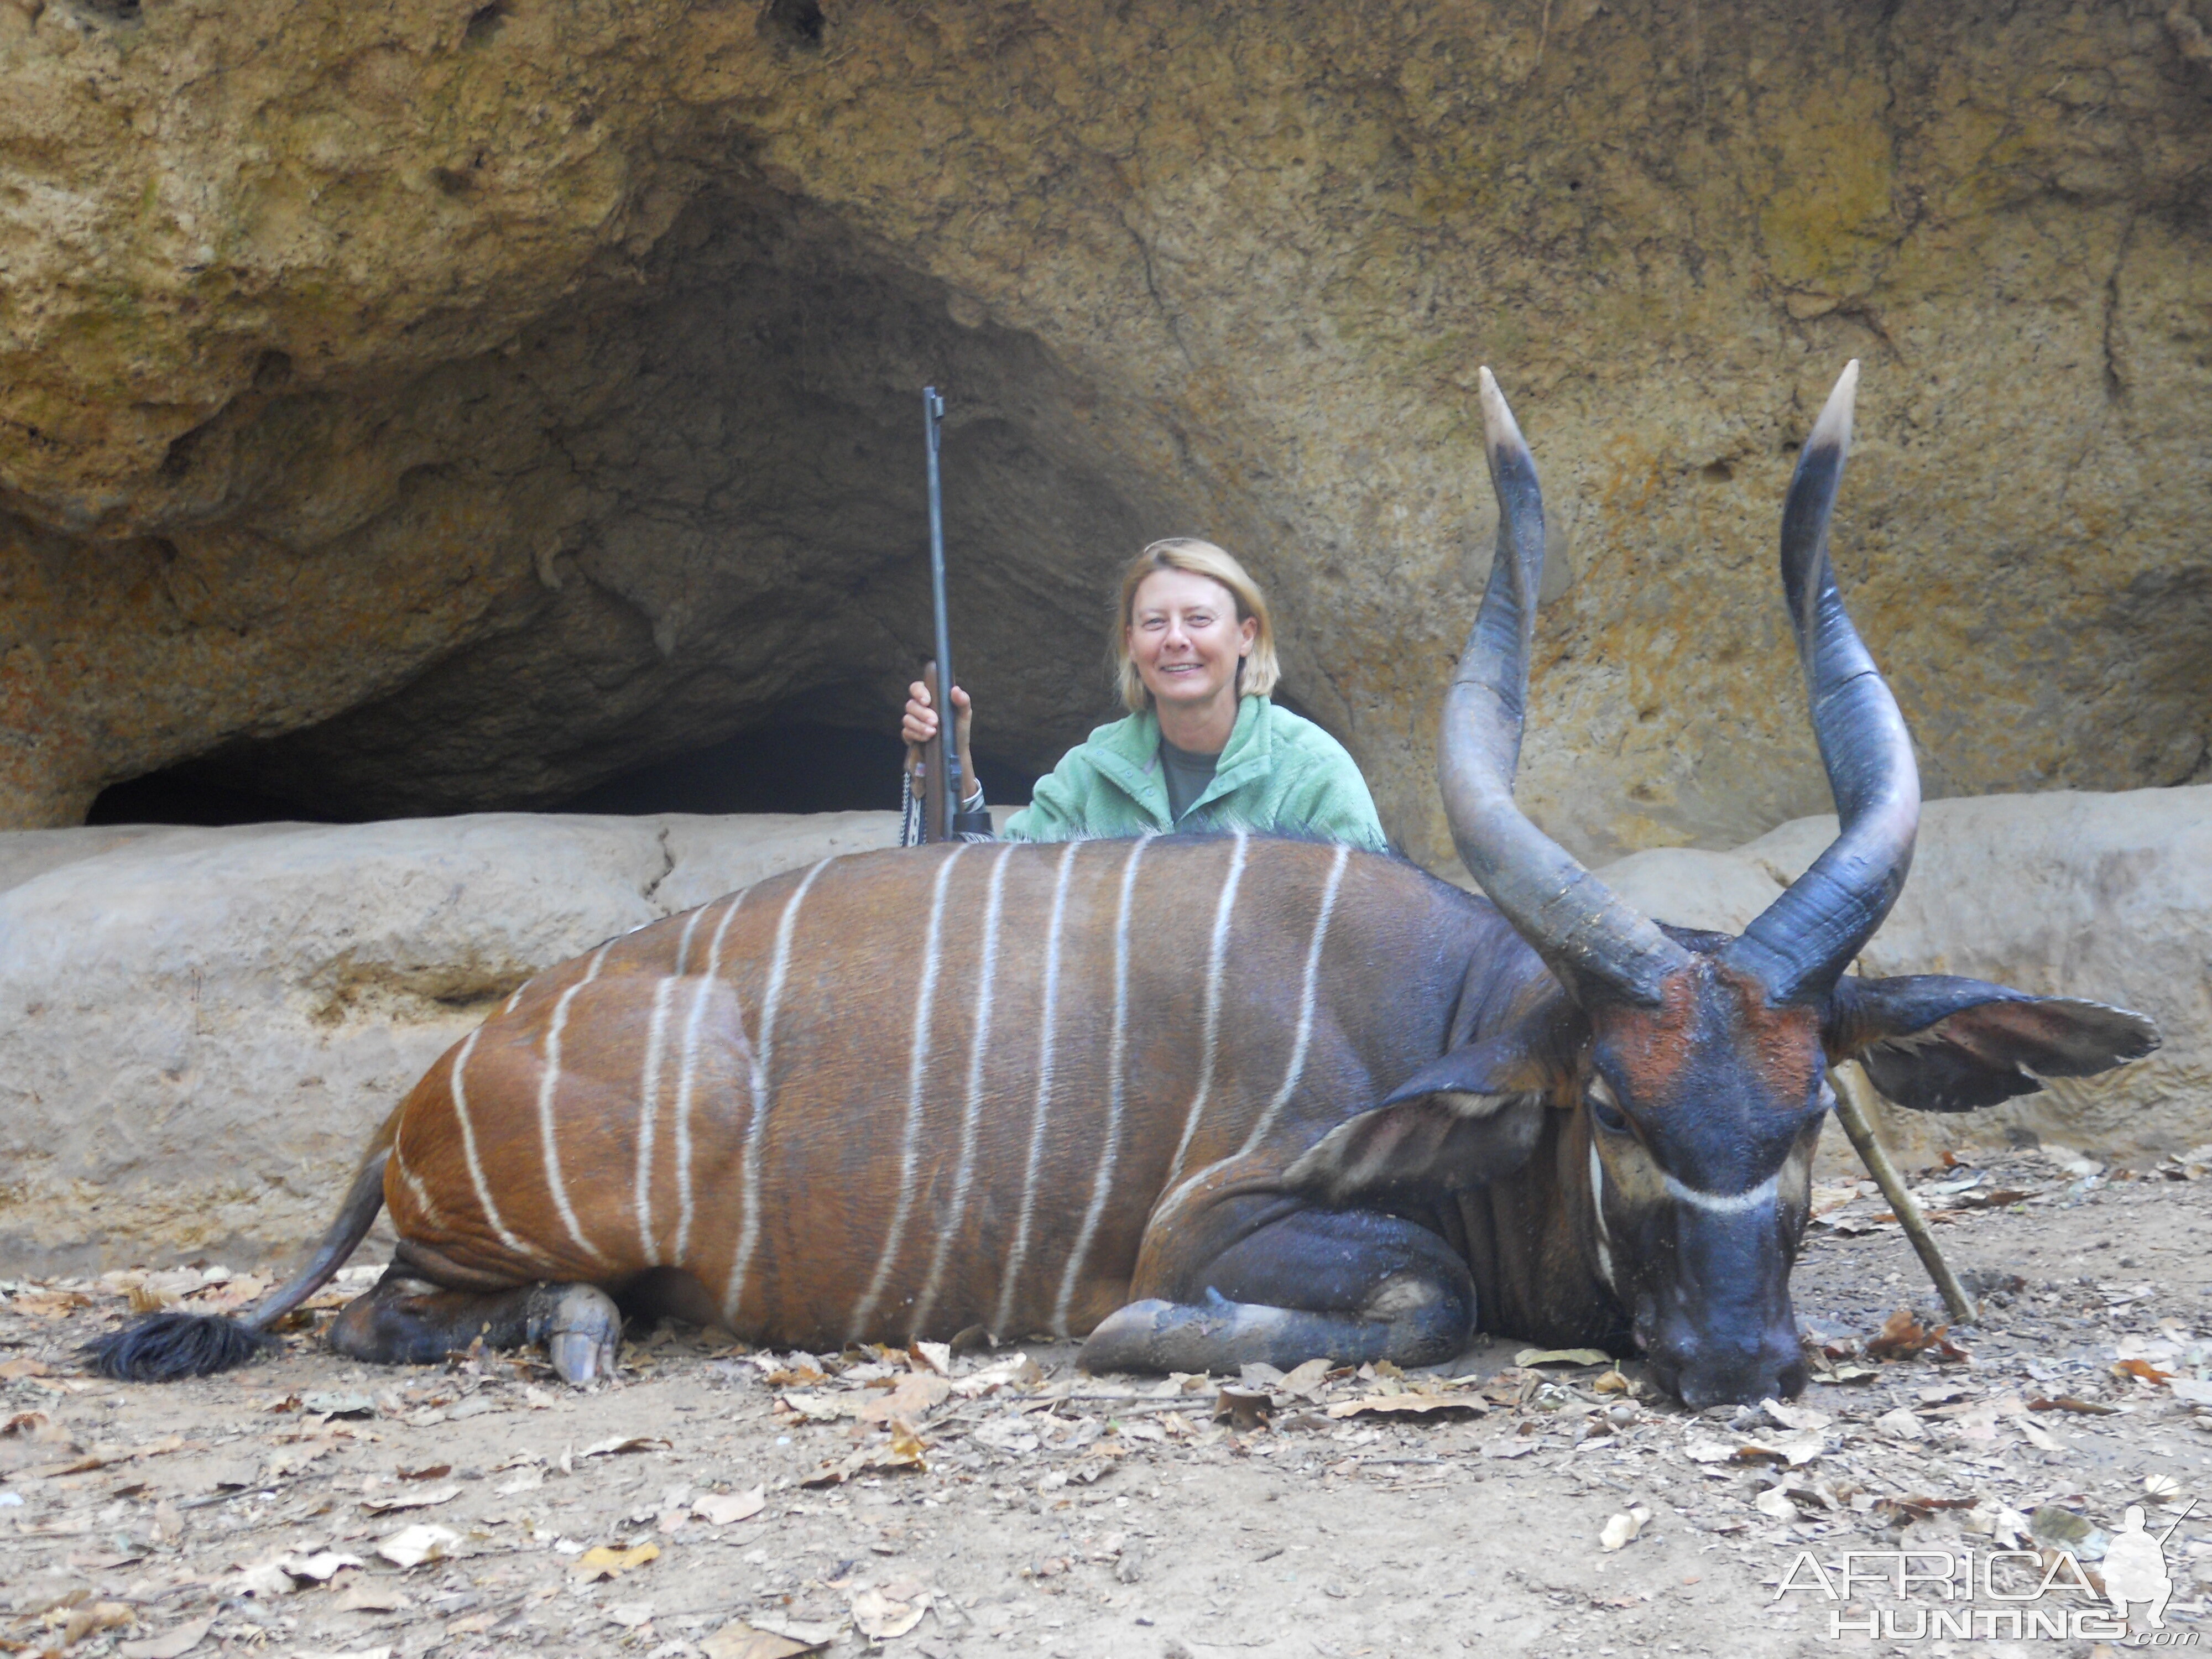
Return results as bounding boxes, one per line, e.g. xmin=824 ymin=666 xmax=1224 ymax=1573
xmin=84 ymin=1112 xmax=398 ymax=1383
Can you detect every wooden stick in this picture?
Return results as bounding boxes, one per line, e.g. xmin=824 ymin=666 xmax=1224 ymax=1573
xmin=1827 ymin=1061 xmax=1975 ymax=1325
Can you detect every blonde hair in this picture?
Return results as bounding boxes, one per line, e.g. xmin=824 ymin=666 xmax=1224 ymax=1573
xmin=1113 ymin=538 xmax=1281 ymax=713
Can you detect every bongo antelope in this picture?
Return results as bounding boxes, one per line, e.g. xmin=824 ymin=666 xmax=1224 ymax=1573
xmin=93 ymin=363 xmax=2156 ymax=1407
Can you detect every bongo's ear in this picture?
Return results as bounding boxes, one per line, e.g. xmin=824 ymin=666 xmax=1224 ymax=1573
xmin=1283 ymin=1091 xmax=1546 ymax=1206
xmin=1825 ymin=975 xmax=2159 ymax=1113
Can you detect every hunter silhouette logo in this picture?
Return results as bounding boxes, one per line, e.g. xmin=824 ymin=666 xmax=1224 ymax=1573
xmin=2105 ymin=1500 xmax=2191 ymax=1630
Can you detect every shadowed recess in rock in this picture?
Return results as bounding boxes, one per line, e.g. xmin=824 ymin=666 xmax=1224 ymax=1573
xmin=91 ymin=721 xmax=1041 ymax=825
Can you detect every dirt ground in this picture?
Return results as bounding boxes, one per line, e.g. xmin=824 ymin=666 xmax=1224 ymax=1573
xmin=5 ymin=1141 xmax=2211 ymax=1659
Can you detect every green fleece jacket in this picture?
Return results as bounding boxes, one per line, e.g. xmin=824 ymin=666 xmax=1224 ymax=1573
xmin=1001 ymin=695 xmax=1389 ymax=851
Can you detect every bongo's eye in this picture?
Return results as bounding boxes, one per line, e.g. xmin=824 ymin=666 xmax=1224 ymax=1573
xmin=1588 ymin=1076 xmax=1632 ymax=1136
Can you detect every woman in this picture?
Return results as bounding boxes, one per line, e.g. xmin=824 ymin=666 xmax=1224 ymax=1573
xmin=901 ymin=538 xmax=1387 ymax=850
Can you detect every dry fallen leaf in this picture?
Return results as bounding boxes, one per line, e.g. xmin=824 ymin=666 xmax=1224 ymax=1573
xmin=858 ymin=1372 xmax=951 ymax=1425
xmin=62 ymin=1604 xmax=135 ymax=1645
xmin=279 ymin=1551 xmax=365 ymax=1583
xmin=851 ymin=1586 xmax=928 ymax=1640
xmin=333 ymin=1578 xmax=409 ymax=1613
xmin=1761 ymin=1398 xmax=1832 ymax=1432
xmin=1213 ymin=1386 xmax=1272 ymax=1431
xmin=1513 ymin=1347 xmax=1611 ymax=1368
xmin=571 ymin=1541 xmax=661 ymax=1581
xmin=804 ymin=1425 xmax=930 ymax=1486
xmin=2115 ymin=1359 xmax=2175 ymax=1385
xmin=701 ymin=1621 xmax=825 ymax=1659
xmin=1754 ymin=1486 xmax=1800 ymax=1522
xmin=1730 ymin=1431 xmax=1825 ymax=1467
xmin=117 ymin=1614 xmax=215 ymax=1659
xmin=229 ymin=1558 xmax=302 ymax=1599
xmin=1326 ymin=1393 xmax=1486 ymax=1421
xmin=1873 ymin=1407 xmax=1926 ymax=1442
xmin=2028 ymin=1394 xmax=2115 ymax=1415
xmin=907 ymin=1340 xmax=953 ymax=1376
xmin=1865 ymin=1310 xmax=1969 ymax=1363
xmin=776 ymin=1392 xmax=858 ymax=1423
xmin=950 ymin=1352 xmax=1041 ymax=1398
xmin=695 ymin=1486 xmax=766 ymax=1527
xmin=1278 ymin=1358 xmax=1335 ymax=1400
xmin=374 ymin=1524 xmax=462 ymax=1569
xmin=581 ymin=1435 xmax=674 ymax=1458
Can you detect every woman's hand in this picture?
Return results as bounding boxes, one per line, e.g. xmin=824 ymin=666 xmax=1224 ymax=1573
xmin=902 ymin=680 xmax=978 ymax=798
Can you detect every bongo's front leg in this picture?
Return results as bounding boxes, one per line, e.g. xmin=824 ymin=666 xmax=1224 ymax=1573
xmin=328 ymin=1270 xmax=623 ymax=1384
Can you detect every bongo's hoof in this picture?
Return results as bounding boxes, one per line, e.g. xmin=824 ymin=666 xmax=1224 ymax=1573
xmin=530 ymin=1285 xmax=623 ymax=1385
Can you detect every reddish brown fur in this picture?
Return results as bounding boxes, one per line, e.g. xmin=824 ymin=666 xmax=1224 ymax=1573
xmin=1589 ymin=958 xmax=1821 ymax=1114
xmin=376 ymin=838 xmax=1482 ymax=1350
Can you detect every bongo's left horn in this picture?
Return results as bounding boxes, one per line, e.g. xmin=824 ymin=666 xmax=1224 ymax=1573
xmin=1437 ymin=367 xmax=1690 ymax=1006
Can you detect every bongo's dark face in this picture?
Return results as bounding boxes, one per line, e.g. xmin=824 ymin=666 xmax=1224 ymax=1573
xmin=1580 ymin=954 xmax=1825 ymax=1407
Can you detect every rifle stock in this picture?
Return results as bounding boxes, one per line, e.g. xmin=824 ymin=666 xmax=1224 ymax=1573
xmin=920 ymin=659 xmax=948 ymax=844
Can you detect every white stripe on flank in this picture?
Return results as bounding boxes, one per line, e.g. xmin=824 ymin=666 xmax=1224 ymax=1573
xmin=674 ymin=906 xmax=707 ymax=975
xmin=669 ymin=888 xmax=753 ymax=1267
xmin=911 ymin=843 xmax=1012 ymax=1338
xmin=994 ymin=839 xmax=1081 ymax=1338
xmin=1663 ymin=1171 xmax=1778 ymax=1214
xmin=722 ymin=859 xmax=834 ymax=1328
xmin=538 ymin=983 xmax=609 ymax=1265
xmin=849 ymin=845 xmax=968 ymax=1343
xmin=1589 ymin=1139 xmax=1616 ymax=1292
xmin=633 ymin=975 xmax=678 ymax=1264
xmin=393 ymin=1138 xmax=447 ymax=1230
xmin=447 ymin=1027 xmax=536 ymax=1261
xmin=503 ymin=984 xmax=528 ymax=1015
xmin=669 ymin=968 xmax=718 ymax=1262
xmin=1237 ymin=842 xmax=1351 ymax=1155
xmin=703 ymin=889 xmax=749 ymax=977
xmin=581 ymin=941 xmax=612 ymax=983
xmin=1164 ymin=832 xmax=1248 ymax=1187
xmin=1053 ymin=834 xmax=1155 ymax=1336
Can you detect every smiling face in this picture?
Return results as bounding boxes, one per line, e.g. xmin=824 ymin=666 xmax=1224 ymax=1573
xmin=1125 ymin=568 xmax=1258 ymax=719
xmin=1580 ymin=954 xmax=1827 ymax=1407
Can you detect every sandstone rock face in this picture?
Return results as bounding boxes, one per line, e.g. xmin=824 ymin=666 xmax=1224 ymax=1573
xmin=1600 ymin=785 xmax=2212 ymax=1167
xmin=3 ymin=790 xmax=2197 ymax=1270
xmin=3 ymin=2 xmax=2208 ymax=873
xmin=0 ymin=810 xmax=911 ymax=1274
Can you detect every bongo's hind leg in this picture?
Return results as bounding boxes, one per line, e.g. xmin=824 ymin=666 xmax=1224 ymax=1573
xmin=328 ymin=1270 xmax=623 ymax=1384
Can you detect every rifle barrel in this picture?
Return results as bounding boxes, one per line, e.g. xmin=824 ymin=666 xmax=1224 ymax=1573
xmin=923 ymin=387 xmax=957 ymax=840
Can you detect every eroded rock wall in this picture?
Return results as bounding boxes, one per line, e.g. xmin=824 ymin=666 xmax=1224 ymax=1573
xmin=3 ymin=1 xmax=2208 ymax=872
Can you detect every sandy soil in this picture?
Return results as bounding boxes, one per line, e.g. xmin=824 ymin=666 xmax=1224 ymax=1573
xmin=4 ymin=1143 xmax=2210 ymax=1659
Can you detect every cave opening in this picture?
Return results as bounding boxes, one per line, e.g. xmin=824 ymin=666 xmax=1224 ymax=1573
xmin=90 ymin=716 xmax=1042 ymax=827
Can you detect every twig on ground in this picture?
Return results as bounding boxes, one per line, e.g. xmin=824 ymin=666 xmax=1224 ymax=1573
xmin=1828 ymin=1062 xmax=1975 ymax=1324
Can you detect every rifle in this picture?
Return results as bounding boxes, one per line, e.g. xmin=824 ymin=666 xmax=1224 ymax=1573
xmin=920 ymin=386 xmax=992 ymax=842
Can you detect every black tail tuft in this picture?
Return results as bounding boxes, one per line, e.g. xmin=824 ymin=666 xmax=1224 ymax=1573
xmin=81 ymin=1312 xmax=278 ymax=1382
